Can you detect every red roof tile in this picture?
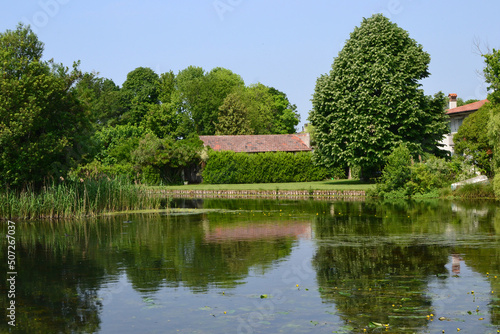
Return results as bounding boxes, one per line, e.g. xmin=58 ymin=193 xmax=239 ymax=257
xmin=446 ymin=99 xmax=489 ymax=115
xmin=199 ymin=134 xmax=311 ymax=153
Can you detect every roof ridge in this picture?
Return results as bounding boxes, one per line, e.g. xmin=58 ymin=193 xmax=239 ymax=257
xmin=446 ymin=99 xmax=489 ymax=114
xmin=199 ymin=134 xmax=311 ymax=153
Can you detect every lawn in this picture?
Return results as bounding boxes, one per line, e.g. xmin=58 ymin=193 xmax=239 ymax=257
xmin=151 ymin=179 xmax=375 ymax=192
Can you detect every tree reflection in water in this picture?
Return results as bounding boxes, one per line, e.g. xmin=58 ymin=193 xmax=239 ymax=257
xmin=0 ymin=198 xmax=498 ymax=333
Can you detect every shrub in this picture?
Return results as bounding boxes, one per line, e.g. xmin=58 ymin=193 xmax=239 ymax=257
xmin=377 ymin=143 xmax=412 ymax=193
xmin=70 ymin=160 xmax=137 ymax=181
xmin=375 ymin=146 xmax=479 ymax=198
xmin=202 ymin=151 xmax=333 ymax=184
xmin=132 ymin=134 xmax=203 ymax=185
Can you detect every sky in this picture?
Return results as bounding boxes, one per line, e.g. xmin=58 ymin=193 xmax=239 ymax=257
xmin=1 ymin=0 xmax=499 ymax=131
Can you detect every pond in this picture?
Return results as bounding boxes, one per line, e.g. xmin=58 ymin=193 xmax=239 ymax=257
xmin=1 ymin=198 xmax=500 ymax=333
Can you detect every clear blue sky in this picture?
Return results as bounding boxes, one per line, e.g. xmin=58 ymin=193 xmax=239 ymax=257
xmin=2 ymin=0 xmax=499 ymax=130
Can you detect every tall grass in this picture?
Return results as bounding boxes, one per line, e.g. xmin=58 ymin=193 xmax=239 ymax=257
xmin=453 ymin=182 xmax=495 ymax=199
xmin=0 ymin=177 xmax=162 ymax=220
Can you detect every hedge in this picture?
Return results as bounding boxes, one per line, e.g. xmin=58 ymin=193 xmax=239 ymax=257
xmin=202 ymin=150 xmax=334 ymax=184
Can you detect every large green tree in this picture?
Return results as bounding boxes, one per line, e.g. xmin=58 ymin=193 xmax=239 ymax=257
xmin=75 ymin=72 xmax=123 ymax=128
xmin=216 ymin=91 xmax=253 ymax=135
xmin=141 ymin=71 xmax=193 ymax=140
xmin=484 ymin=48 xmax=500 ymax=196
xmin=216 ymin=83 xmax=299 ymax=135
xmin=176 ymin=66 xmax=244 ymax=135
xmin=309 ymin=14 xmax=448 ymax=178
xmin=484 ymin=48 xmax=500 ymax=104
xmin=268 ymin=86 xmax=300 ymax=134
xmin=0 ymin=24 xmax=87 ymax=188
xmin=120 ymin=67 xmax=160 ymax=125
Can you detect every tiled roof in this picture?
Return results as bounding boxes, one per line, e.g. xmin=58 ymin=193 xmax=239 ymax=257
xmin=199 ymin=134 xmax=311 ymax=153
xmin=446 ymin=99 xmax=489 ymax=115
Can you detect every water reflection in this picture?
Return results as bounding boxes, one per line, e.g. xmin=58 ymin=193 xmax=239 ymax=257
xmin=204 ymin=221 xmax=312 ymax=242
xmin=313 ymin=201 xmax=449 ymax=331
xmin=0 ymin=199 xmax=498 ymax=333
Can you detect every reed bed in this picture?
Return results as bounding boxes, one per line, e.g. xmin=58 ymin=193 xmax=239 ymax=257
xmin=0 ymin=177 xmax=162 ymax=220
xmin=453 ymin=182 xmax=495 ymax=199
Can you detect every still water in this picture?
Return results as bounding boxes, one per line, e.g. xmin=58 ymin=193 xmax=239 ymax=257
xmin=1 ymin=198 xmax=500 ymax=333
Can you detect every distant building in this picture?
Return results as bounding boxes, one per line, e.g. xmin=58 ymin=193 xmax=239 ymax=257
xmin=441 ymin=93 xmax=489 ymax=154
xmin=199 ymin=133 xmax=311 ymax=153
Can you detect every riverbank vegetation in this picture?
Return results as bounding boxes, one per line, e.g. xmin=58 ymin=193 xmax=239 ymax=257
xmin=1 ymin=18 xmax=500 ymax=217
xmin=0 ymin=24 xmax=302 ymax=191
xmin=369 ymin=143 xmax=493 ymax=199
xmin=0 ymin=178 xmax=161 ymax=220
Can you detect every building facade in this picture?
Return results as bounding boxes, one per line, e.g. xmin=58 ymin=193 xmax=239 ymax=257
xmin=441 ymin=94 xmax=489 ymax=154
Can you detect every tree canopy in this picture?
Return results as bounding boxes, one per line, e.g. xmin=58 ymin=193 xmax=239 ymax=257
xmin=175 ymin=66 xmax=245 ymax=135
xmin=75 ymin=72 xmax=123 ymax=129
xmin=70 ymin=64 xmax=301 ymax=184
xmin=107 ymin=65 xmax=299 ymax=138
xmin=484 ymin=48 xmax=500 ymax=196
xmin=484 ymin=48 xmax=500 ymax=104
xmin=216 ymin=83 xmax=299 ymax=135
xmin=0 ymin=24 xmax=87 ymax=188
xmin=309 ymin=14 xmax=448 ymax=178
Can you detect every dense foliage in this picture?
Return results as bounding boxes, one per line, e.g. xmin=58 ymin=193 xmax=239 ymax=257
xmin=0 ymin=24 xmax=301 ymax=189
xmin=216 ymin=83 xmax=299 ymax=135
xmin=485 ymin=48 xmax=500 ymax=197
xmin=202 ymin=151 xmax=335 ymax=184
xmin=484 ymin=49 xmax=500 ymax=104
xmin=0 ymin=24 xmax=88 ymax=188
xmin=454 ymin=104 xmax=493 ymax=176
xmin=132 ymin=134 xmax=203 ymax=185
xmin=309 ymin=14 xmax=449 ymax=179
xmin=374 ymin=144 xmax=476 ymax=198
xmin=376 ymin=144 xmax=412 ymax=194
xmin=2 ymin=22 xmax=499 ymax=196
xmin=0 ymin=177 xmax=161 ymax=219
xmin=72 ymin=64 xmax=300 ymax=185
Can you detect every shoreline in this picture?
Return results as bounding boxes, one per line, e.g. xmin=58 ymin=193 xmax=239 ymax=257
xmin=152 ymin=189 xmax=366 ymax=200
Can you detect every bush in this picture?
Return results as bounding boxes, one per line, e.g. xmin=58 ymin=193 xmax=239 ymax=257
xmin=132 ymin=134 xmax=203 ymax=185
xmin=377 ymin=143 xmax=412 ymax=193
xmin=202 ymin=151 xmax=333 ymax=184
xmin=70 ymin=160 xmax=137 ymax=181
xmin=405 ymin=156 xmax=456 ymax=194
xmin=375 ymin=146 xmax=479 ymax=198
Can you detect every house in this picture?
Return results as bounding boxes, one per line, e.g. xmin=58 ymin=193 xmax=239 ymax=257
xmin=199 ymin=133 xmax=311 ymax=153
xmin=441 ymin=93 xmax=489 ymax=154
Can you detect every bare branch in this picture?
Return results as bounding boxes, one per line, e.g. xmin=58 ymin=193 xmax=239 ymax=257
xmin=472 ymin=36 xmax=491 ymax=56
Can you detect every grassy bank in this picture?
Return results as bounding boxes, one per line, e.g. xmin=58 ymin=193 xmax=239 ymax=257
xmin=152 ymin=179 xmax=375 ymax=192
xmin=1 ymin=179 xmax=374 ymax=220
xmin=1 ymin=178 xmax=162 ymax=220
